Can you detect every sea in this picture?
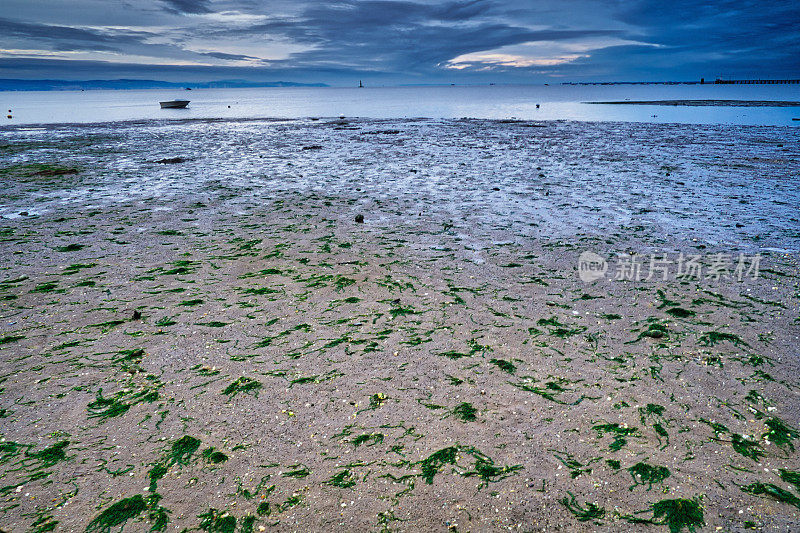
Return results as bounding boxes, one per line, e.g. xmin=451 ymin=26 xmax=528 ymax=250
xmin=1 ymin=84 xmax=799 ymax=126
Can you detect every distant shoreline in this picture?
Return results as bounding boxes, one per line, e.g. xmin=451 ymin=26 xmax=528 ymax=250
xmin=587 ymin=99 xmax=800 ymax=107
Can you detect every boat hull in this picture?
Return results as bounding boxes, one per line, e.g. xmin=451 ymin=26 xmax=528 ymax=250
xmin=159 ymin=100 xmax=190 ymax=109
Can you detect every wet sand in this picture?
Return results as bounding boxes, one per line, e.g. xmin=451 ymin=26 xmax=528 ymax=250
xmin=587 ymin=100 xmax=800 ymax=107
xmin=1 ymin=118 xmax=799 ymax=532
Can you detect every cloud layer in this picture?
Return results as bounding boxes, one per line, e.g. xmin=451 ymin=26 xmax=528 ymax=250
xmin=1 ymin=0 xmax=797 ymax=83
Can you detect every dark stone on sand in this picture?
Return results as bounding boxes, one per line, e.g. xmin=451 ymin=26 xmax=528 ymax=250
xmin=492 ymin=187 xmax=500 ymax=191
xmin=132 ymin=310 xmax=142 ymax=321
xmin=355 ymin=214 xmax=364 ymax=223
xmin=156 ymin=157 xmax=187 ymax=164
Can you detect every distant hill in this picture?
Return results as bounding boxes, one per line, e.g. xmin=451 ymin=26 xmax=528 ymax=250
xmin=0 ymin=79 xmax=328 ymax=91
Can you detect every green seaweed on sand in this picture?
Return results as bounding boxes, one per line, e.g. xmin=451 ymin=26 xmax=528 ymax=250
xmin=741 ymin=482 xmax=800 ymax=510
xmin=601 ymin=313 xmax=622 ymax=320
xmin=179 ymin=298 xmax=204 ymax=307
xmin=87 ymin=386 xmax=159 ymax=419
xmin=552 ymin=452 xmax=595 ymax=479
xmin=27 ymin=440 xmax=69 ymax=467
xmin=325 ymin=469 xmax=357 ymax=488
xmin=222 ymin=377 xmax=262 ymax=398
xmin=31 ymin=281 xmax=59 ymax=293
xmin=62 ymin=262 xmax=96 ymax=275
xmin=511 ymin=377 xmax=585 ymax=405
xmin=489 ymin=358 xmax=516 ymax=373
xmin=282 ymin=464 xmax=311 ymax=478
xmin=699 ymin=331 xmax=748 ymax=347
xmin=417 ymin=446 xmax=521 ymax=486
xmin=461 ymin=448 xmax=523 ymax=488
xmin=779 ymin=469 xmax=800 ymax=491
xmin=537 ymin=316 xmax=586 ymax=338
xmin=652 ymin=497 xmax=705 ymax=533
xmin=85 ymin=495 xmax=148 ymax=533
xmin=201 ymin=447 xmax=228 ymax=464
xmin=666 ymin=307 xmax=695 ymax=318
xmin=559 ymin=492 xmax=605 ymax=522
xmin=592 ymin=423 xmax=637 ymax=452
xmin=168 ymin=436 xmax=201 ymax=466
xmin=633 ymin=322 xmax=669 ymax=341
xmin=289 ymin=370 xmax=343 ymax=386
xmin=198 ymin=508 xmax=236 ymax=533
xmin=352 ymin=433 xmax=384 ymax=447
xmin=419 ymin=446 xmax=459 ymax=483
xmin=763 ymin=418 xmax=799 ymax=452
xmin=56 ymin=243 xmax=85 ymax=252
xmin=627 ymin=462 xmax=671 ymax=491
xmin=451 ymin=402 xmax=477 ymax=422
xmin=0 ymin=334 xmax=24 ymax=345
xmin=731 ymin=434 xmax=766 ymax=461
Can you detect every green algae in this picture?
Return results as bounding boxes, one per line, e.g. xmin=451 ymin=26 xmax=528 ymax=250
xmin=168 ymin=435 xmax=201 ymax=466
xmin=85 ymin=495 xmax=147 ymax=533
xmin=419 ymin=446 xmax=459 ymax=483
xmin=627 ymin=461 xmax=671 ymax=490
xmin=352 ymin=433 xmax=384 ymax=447
xmin=666 ymin=307 xmax=695 ymax=318
xmin=27 ymin=440 xmax=69 ymax=467
xmin=325 ymin=469 xmax=357 ymax=488
xmin=592 ymin=423 xmax=637 ymax=452
xmin=0 ymin=334 xmax=24 ymax=345
xmin=741 ymin=482 xmax=800 ymax=510
xmin=699 ymin=331 xmax=748 ymax=347
xmin=652 ymin=497 xmax=704 ymax=533
xmin=282 ymin=465 xmax=311 ymax=478
xmin=779 ymin=469 xmax=800 ymax=491
xmin=56 ymin=243 xmax=85 ymax=252
xmin=198 ymin=508 xmax=236 ymax=533
xmin=201 ymin=447 xmax=228 ymax=464
xmin=222 ymin=377 xmax=262 ymax=398
xmin=179 ymin=298 xmax=204 ymax=306
xmin=731 ymin=434 xmax=766 ymax=461
xmin=451 ymin=402 xmax=477 ymax=422
xmin=763 ymin=417 xmax=799 ymax=452
xmin=489 ymin=358 xmax=516 ymax=373
xmin=559 ymin=492 xmax=605 ymax=522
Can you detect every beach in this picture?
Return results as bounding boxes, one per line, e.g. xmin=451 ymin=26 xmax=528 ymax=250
xmin=1 ymin=117 xmax=799 ymax=531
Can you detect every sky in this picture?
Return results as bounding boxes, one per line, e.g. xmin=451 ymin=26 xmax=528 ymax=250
xmin=1 ymin=0 xmax=798 ymax=85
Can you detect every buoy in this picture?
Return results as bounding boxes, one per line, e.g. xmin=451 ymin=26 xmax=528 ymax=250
xmin=536 ymin=104 xmax=540 ymax=109
xmin=6 ymin=115 xmax=11 ymax=119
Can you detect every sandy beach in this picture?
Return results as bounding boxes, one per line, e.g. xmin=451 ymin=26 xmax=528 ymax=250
xmin=1 ymin=117 xmax=799 ymax=532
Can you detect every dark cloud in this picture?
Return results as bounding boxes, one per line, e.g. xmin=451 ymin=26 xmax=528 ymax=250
xmin=198 ymin=51 xmax=262 ymax=61
xmin=0 ymin=17 xmax=151 ymax=52
xmin=160 ymin=0 xmax=213 ymax=14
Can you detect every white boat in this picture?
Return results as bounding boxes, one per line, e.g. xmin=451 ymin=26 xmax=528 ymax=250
xmin=159 ymin=100 xmax=190 ymax=109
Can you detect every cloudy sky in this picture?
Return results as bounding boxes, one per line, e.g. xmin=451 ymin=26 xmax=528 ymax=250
xmin=1 ymin=0 xmax=798 ymax=84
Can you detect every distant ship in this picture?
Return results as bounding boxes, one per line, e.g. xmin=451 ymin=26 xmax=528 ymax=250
xmin=159 ymin=100 xmax=190 ymax=109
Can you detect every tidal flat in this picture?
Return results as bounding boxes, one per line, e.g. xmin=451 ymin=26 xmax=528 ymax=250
xmin=0 ymin=117 xmax=799 ymax=531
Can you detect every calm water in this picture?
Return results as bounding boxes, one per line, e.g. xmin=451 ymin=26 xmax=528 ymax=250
xmin=1 ymin=84 xmax=799 ymax=126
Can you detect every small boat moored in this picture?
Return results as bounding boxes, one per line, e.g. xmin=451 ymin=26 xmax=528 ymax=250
xmin=159 ymin=100 xmax=190 ymax=109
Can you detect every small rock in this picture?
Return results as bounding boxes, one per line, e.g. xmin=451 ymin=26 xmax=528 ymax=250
xmin=354 ymin=214 xmax=364 ymax=223
xmin=155 ymin=157 xmax=187 ymax=164
xmin=132 ymin=310 xmax=142 ymax=320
